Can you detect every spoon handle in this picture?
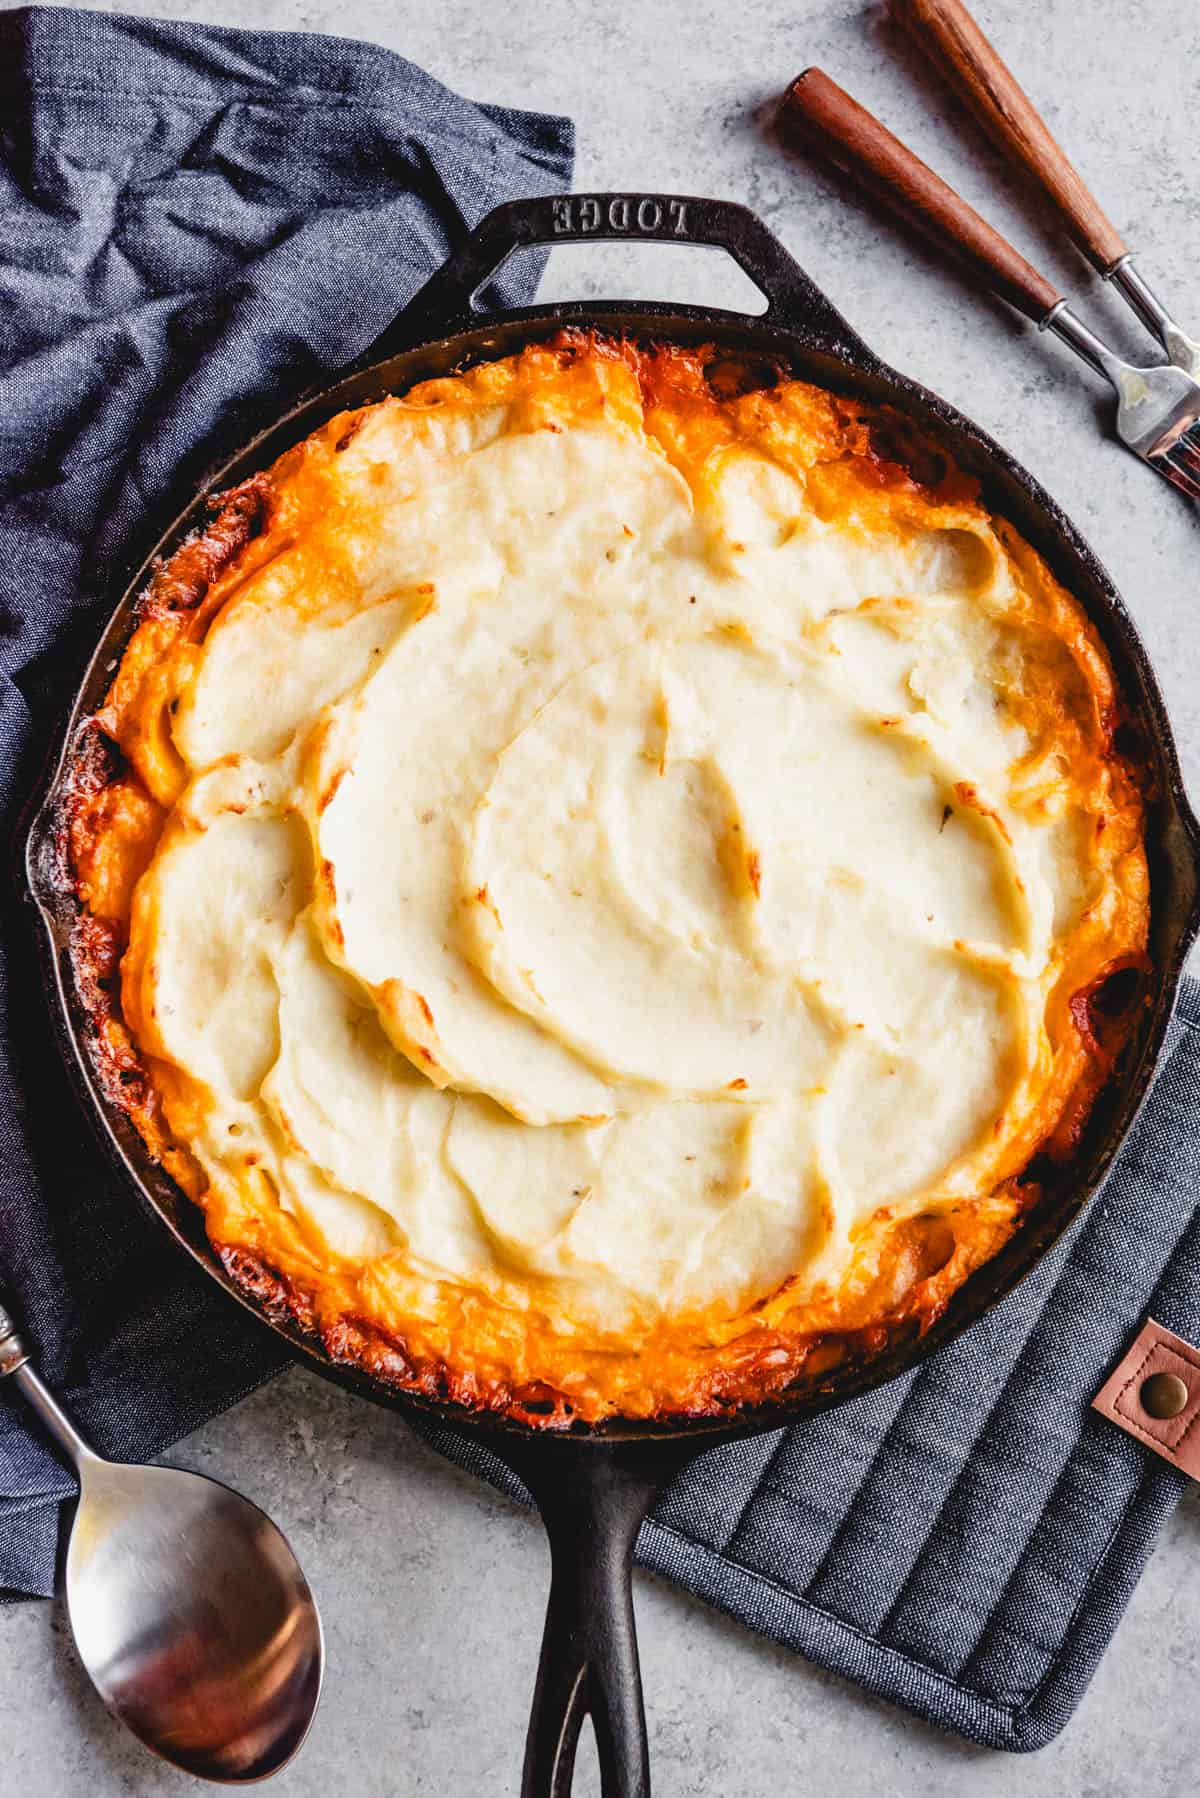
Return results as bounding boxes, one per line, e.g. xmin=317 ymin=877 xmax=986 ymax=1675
xmin=0 ymin=1290 xmax=97 ymax=1470
xmin=0 ymin=1294 xmax=30 ymax=1377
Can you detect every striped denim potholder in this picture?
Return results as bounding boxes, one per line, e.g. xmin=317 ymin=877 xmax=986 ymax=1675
xmin=419 ymin=977 xmax=1200 ymax=1751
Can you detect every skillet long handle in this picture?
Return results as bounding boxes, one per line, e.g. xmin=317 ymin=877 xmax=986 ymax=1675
xmin=780 ymin=68 xmax=1060 ymax=323
xmin=889 ymin=0 xmax=1127 ymax=273
xmin=508 ymin=1441 xmax=688 ymax=1798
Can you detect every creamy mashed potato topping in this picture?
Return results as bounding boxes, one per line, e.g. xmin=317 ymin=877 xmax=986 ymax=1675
xmin=76 ymin=338 xmax=1148 ymax=1421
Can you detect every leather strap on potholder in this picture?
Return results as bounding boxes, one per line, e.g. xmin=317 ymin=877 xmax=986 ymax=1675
xmin=1094 ymin=1318 xmax=1200 ymax=1479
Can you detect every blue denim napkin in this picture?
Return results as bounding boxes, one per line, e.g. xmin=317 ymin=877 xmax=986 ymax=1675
xmin=2 ymin=4 xmax=1197 ymax=1761
xmin=0 ymin=3 xmax=573 ymax=1597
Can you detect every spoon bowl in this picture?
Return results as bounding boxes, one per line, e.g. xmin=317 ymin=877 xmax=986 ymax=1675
xmin=68 ymin=1456 xmax=324 ymax=1781
xmin=1 ymin=1299 xmax=323 ymax=1782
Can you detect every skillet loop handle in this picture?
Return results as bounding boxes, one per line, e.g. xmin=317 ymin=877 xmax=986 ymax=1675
xmin=382 ymin=191 xmax=871 ymax=362
xmin=508 ymin=1441 xmax=686 ymax=1798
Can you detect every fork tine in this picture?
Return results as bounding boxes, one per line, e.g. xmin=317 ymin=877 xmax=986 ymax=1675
xmin=1168 ymin=427 xmax=1200 ymax=478
xmin=1160 ymin=459 xmax=1200 ymax=500
xmin=1155 ymin=443 xmax=1200 ymax=501
xmin=1158 ymin=453 xmax=1200 ymax=496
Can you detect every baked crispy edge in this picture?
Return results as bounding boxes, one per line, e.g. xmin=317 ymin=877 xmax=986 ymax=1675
xmin=55 ymin=331 xmax=1152 ymax=1428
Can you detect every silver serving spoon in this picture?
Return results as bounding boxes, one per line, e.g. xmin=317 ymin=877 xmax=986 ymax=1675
xmin=0 ymin=1294 xmax=323 ymax=1781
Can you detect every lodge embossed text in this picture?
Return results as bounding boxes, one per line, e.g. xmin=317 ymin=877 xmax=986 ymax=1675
xmin=551 ymin=196 xmax=691 ymax=236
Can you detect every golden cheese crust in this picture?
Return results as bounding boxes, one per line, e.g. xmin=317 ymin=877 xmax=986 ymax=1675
xmin=63 ymin=332 xmax=1150 ymax=1426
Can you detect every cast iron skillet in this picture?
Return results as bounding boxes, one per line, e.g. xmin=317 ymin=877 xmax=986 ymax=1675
xmin=24 ymin=193 xmax=1200 ymax=1796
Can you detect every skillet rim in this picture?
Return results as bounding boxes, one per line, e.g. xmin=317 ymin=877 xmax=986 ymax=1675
xmin=21 ymin=227 xmax=1200 ymax=1453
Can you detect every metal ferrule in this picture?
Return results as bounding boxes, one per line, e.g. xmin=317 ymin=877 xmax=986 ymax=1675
xmin=1106 ymin=256 xmax=1200 ymax=379
xmin=1041 ymin=300 xmax=1137 ymax=390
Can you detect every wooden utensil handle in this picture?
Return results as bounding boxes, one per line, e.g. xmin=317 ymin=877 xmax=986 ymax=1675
xmin=890 ymin=0 xmax=1127 ymax=272
xmin=781 ymin=68 xmax=1060 ymax=322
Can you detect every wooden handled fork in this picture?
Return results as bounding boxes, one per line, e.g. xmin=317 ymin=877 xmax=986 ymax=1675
xmin=890 ymin=0 xmax=1200 ymax=378
xmin=778 ymin=44 xmax=1200 ymax=498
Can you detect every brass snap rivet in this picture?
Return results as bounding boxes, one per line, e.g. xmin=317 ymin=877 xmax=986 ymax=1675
xmin=1140 ymin=1371 xmax=1190 ymax=1420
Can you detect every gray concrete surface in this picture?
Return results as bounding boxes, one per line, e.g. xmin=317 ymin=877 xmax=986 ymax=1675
xmin=5 ymin=1 xmax=1200 ymax=1792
